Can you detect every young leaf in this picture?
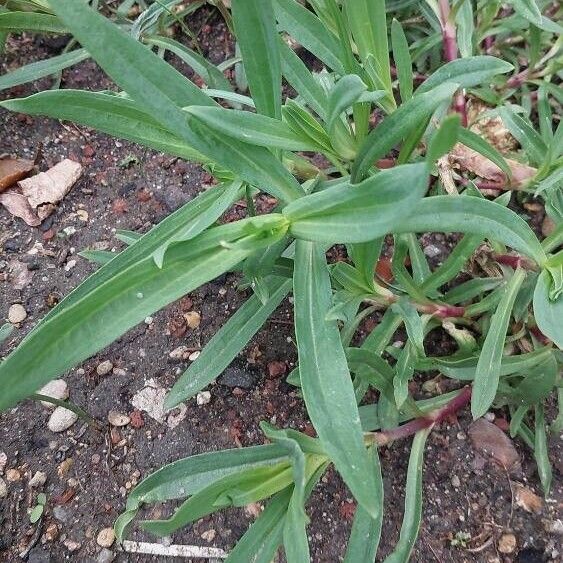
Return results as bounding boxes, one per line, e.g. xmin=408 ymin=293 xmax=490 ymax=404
xmin=285 ymin=163 xmax=429 ymax=243
xmin=352 ymin=83 xmax=458 ymax=181
xmin=508 ymin=0 xmax=543 ymax=26
xmin=165 ymin=276 xmax=292 ymax=408
xmin=232 ymin=0 xmax=281 ymax=118
xmin=471 ymin=268 xmax=527 ymax=419
xmin=293 ymin=241 xmax=381 ymax=518
xmin=384 ymin=429 xmax=430 ymax=563
xmin=391 ymin=18 xmax=413 ymax=101
xmin=0 ymin=11 xmax=66 ymax=33
xmin=0 ymin=48 xmax=89 ymax=91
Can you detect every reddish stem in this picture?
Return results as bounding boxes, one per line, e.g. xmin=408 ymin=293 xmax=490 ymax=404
xmin=494 ymin=253 xmax=537 ymax=271
xmin=368 ymin=386 xmax=472 ymax=446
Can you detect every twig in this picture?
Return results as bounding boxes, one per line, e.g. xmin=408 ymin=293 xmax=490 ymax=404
xmin=121 ymin=540 xmax=228 ymax=559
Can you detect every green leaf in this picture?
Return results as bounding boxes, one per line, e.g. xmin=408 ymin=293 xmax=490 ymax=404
xmin=0 ymin=11 xmax=66 ymax=33
xmin=0 ymin=216 xmax=289 ymax=411
xmin=185 ymin=106 xmax=320 ymax=152
xmin=115 ymin=230 xmax=142 ymax=246
xmin=471 ymin=268 xmax=527 ymax=419
xmin=232 ymin=0 xmax=281 ymax=118
xmin=391 ymin=18 xmax=413 ymax=102
xmin=326 ymin=74 xmax=371 ymax=131
xmin=79 ymin=249 xmax=115 ymax=265
xmin=427 ymin=114 xmax=461 ymax=163
xmin=497 ymin=107 xmax=547 ymax=166
xmin=352 ymin=83 xmax=458 ymax=181
xmin=417 ymin=56 xmax=513 ymax=94
xmin=390 ymin=196 xmax=546 ymax=263
xmin=29 ymin=504 xmax=44 ymax=524
xmin=165 ymin=276 xmax=292 ymax=408
xmin=344 ymin=0 xmax=392 ymax=93
xmin=444 ymin=277 xmax=504 ymax=304
xmin=455 ymin=0 xmax=474 ymax=57
xmin=534 ymin=404 xmax=552 ymax=494
xmin=141 ymin=463 xmax=294 ymax=536
xmin=116 ymin=443 xmax=289 ymax=541
xmin=285 ymin=163 xmax=428 ymax=243
xmin=533 ymin=269 xmax=563 ymax=348
xmin=0 ymin=48 xmax=89 ymax=91
xmin=384 ymin=429 xmax=430 ymax=563
xmin=293 ymin=241 xmax=380 ymax=518
xmin=274 ymin=0 xmax=345 ymax=74
xmin=0 ymin=323 xmax=14 ymax=345
xmin=145 ymin=36 xmax=232 ymax=92
xmin=508 ymin=0 xmax=543 ymax=26
xmin=0 ymin=91 xmax=205 ymax=163
xmin=343 ymin=446 xmax=384 ymax=563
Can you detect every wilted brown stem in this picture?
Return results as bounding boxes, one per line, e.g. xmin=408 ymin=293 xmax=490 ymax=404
xmin=367 ymin=386 xmax=472 ymax=446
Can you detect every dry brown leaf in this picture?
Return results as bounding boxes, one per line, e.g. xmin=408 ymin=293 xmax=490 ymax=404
xmin=0 ymin=191 xmax=41 ymax=226
xmin=514 ymin=484 xmax=543 ymax=513
xmin=451 ymin=144 xmax=536 ymax=189
xmin=0 ymin=157 xmax=34 ymax=193
xmin=18 ymin=159 xmax=82 ymax=221
xmin=468 ymin=419 xmax=521 ymax=474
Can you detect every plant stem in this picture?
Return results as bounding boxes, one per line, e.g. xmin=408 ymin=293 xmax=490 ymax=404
xmin=366 ymin=386 xmax=472 ymax=446
xmin=438 ymin=0 xmax=467 ymax=125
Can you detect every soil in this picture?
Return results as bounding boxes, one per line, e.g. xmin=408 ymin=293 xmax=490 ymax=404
xmin=0 ymin=7 xmax=561 ymax=563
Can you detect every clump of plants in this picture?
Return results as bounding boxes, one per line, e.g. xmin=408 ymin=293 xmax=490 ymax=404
xmin=0 ymin=0 xmax=561 ymax=560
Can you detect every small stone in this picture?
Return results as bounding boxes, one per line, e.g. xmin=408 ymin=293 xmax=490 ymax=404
xmin=96 ymin=360 xmax=113 ymax=376
xmin=484 ymin=412 xmax=495 ymax=422
xmin=129 ymin=410 xmax=144 ymax=428
xmin=53 ymin=506 xmax=71 ymax=523
xmin=188 ymin=350 xmax=200 ymax=361
xmin=6 ymin=468 xmax=21 ymax=482
xmin=498 ymin=533 xmax=516 ymax=554
xmin=144 ymin=316 xmax=153 ymax=325
xmin=196 ymin=391 xmax=211 ymax=405
xmin=96 ymin=527 xmax=115 ymax=548
xmin=29 ymin=471 xmax=47 ymax=488
xmin=0 ymin=477 xmax=7 ymax=498
xmin=8 ymin=303 xmax=27 ymax=324
xmin=48 ymin=407 xmax=78 ymax=432
xmin=0 ymin=451 xmax=6 ymax=473
xmin=468 ymin=419 xmax=520 ymax=474
xmin=267 ymin=361 xmax=287 ymax=379
xmin=76 ymin=209 xmax=89 ymax=222
xmin=107 ymin=411 xmax=130 ymax=427
xmin=451 ymin=475 xmax=461 ymax=488
xmin=38 ymin=379 xmax=69 ymax=408
xmin=549 ymin=520 xmax=563 ymax=535
xmin=183 ymin=311 xmax=201 ymax=329
xmin=64 ymin=259 xmax=77 ymax=272
xmin=44 ymin=523 xmax=59 ymax=541
xmin=63 ymin=539 xmax=81 ymax=552
xmin=423 ymin=244 xmax=441 ymax=258
xmin=112 ymin=368 xmax=127 ymax=376
xmin=169 ymin=345 xmax=189 ymax=360
xmin=97 ymin=548 xmax=115 ymax=563
xmin=218 ymin=367 xmax=257 ymax=389
xmin=201 ymin=529 xmax=216 ymax=542
xmin=515 ymin=485 xmax=542 ymax=513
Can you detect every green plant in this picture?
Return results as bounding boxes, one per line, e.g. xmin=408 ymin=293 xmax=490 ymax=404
xmin=0 ymin=0 xmax=561 ymax=560
xmin=29 ymin=493 xmax=47 ymax=524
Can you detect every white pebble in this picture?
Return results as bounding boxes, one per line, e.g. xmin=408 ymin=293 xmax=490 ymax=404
xmin=96 ymin=527 xmax=115 ymax=548
xmin=196 ymin=391 xmax=211 ymax=405
xmin=96 ymin=360 xmax=113 ymax=376
xmin=107 ymin=411 xmax=130 ymax=427
xmin=48 ymin=407 xmax=78 ymax=433
xmin=29 ymin=471 xmax=47 ymax=488
xmin=8 ymin=304 xmax=27 ymax=324
xmin=38 ymin=380 xmax=69 ymax=408
xmin=0 ymin=477 xmax=7 ymax=498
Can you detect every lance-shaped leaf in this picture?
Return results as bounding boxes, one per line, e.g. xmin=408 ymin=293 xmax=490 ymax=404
xmin=285 ymin=163 xmax=428 ymax=243
xmin=0 ymin=91 xmax=205 ymax=163
xmin=471 ymin=269 xmax=527 ymax=419
xmin=293 ymin=240 xmax=381 ymax=518
xmin=0 ymin=48 xmax=89 ymax=91
xmin=165 ymin=276 xmax=292 ymax=409
xmin=390 ymin=196 xmax=546 ymax=263
xmin=0 ymin=215 xmax=289 ymax=411
xmin=232 ymin=0 xmax=281 ymax=118
xmin=115 ymin=444 xmax=289 ymax=541
xmin=343 ymin=446 xmax=384 ymax=563
xmin=534 ymin=404 xmax=552 ymax=495
xmin=391 ymin=18 xmax=413 ymax=102
xmin=352 ymin=83 xmax=458 ymax=181
xmin=0 ymin=11 xmax=66 ymax=33
xmin=417 ymin=56 xmax=513 ymax=94
xmin=384 ymin=429 xmax=430 ymax=563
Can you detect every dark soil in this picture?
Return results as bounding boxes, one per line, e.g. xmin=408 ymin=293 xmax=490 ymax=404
xmin=1 ymin=8 xmax=561 ymax=563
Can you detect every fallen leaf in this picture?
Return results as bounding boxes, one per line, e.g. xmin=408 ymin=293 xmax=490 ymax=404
xmin=468 ymin=419 xmax=521 ymax=474
xmin=18 ymin=159 xmax=82 ymax=221
xmin=451 ymin=144 xmax=536 ymax=189
xmin=515 ymin=484 xmax=543 ymax=513
xmin=0 ymin=157 xmax=34 ymax=192
xmin=0 ymin=191 xmax=41 ymax=226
